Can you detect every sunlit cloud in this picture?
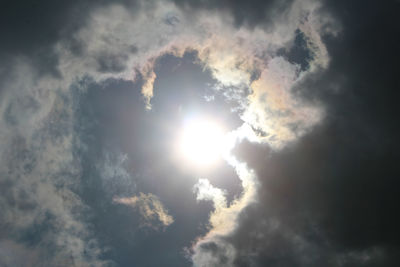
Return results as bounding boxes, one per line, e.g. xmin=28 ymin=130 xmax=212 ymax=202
xmin=114 ymin=193 xmax=174 ymax=229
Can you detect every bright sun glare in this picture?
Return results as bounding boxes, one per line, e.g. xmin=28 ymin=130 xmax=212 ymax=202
xmin=178 ymin=118 xmax=226 ymax=166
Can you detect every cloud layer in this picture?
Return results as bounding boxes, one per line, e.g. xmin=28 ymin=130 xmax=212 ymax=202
xmin=3 ymin=0 xmax=398 ymax=266
xmin=0 ymin=0 xmax=335 ymax=265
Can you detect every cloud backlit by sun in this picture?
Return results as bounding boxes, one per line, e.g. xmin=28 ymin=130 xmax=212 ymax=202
xmin=60 ymin=0 xmax=331 ymax=150
xmin=0 ymin=0 xmax=340 ymax=266
xmin=65 ymin=1 xmax=334 ymax=265
xmin=3 ymin=0 xmax=397 ymax=265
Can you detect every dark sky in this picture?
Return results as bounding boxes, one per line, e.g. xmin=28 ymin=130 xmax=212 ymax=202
xmin=0 ymin=0 xmax=399 ymax=267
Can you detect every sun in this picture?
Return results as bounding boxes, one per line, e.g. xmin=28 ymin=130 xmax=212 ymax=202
xmin=178 ymin=118 xmax=226 ymax=166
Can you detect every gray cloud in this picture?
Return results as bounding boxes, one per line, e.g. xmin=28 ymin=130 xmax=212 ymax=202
xmin=2 ymin=0 xmax=397 ymax=266
xmin=0 ymin=64 xmax=111 ymax=265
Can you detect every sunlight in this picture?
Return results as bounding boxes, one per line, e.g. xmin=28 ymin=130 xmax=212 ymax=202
xmin=178 ymin=118 xmax=226 ymax=166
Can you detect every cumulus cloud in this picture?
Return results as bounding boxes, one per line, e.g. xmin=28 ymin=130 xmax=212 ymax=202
xmin=113 ymin=193 xmax=174 ymax=229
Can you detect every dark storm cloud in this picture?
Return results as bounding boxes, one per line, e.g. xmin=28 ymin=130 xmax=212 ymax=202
xmin=216 ymin=0 xmax=400 ymax=266
xmin=0 ymin=0 xmax=92 ymax=76
xmin=230 ymin=131 xmax=400 ymax=266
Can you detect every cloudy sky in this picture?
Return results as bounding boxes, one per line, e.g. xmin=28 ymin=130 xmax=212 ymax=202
xmin=0 ymin=0 xmax=399 ymax=266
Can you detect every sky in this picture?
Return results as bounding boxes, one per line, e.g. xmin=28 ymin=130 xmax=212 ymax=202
xmin=0 ymin=0 xmax=399 ymax=266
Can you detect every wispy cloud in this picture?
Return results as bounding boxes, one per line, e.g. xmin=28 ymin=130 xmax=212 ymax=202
xmin=114 ymin=193 xmax=174 ymax=229
xmin=0 ymin=62 xmax=110 ymax=266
